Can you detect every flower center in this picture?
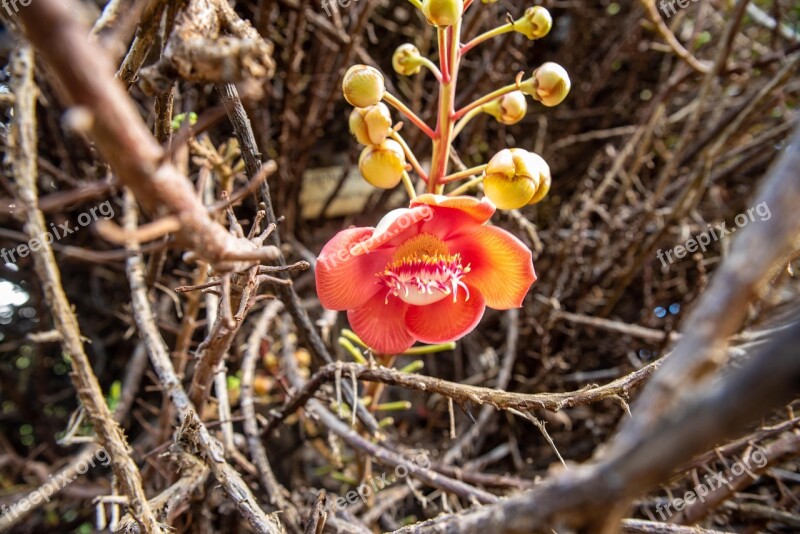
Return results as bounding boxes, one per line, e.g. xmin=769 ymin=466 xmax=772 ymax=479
xmin=377 ymin=233 xmax=471 ymax=306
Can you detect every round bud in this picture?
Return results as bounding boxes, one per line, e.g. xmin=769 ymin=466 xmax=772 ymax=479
xmin=483 ymin=148 xmax=550 ymax=209
xmin=520 ymin=62 xmax=570 ymax=107
xmin=421 ymin=0 xmax=463 ymax=27
xmin=349 ymin=103 xmax=392 ymax=145
xmin=513 ymin=6 xmax=552 ymax=40
xmin=342 ymin=65 xmax=385 ymax=108
xmin=358 ymin=139 xmax=407 ymax=189
xmin=483 ymin=91 xmax=528 ymax=125
xmin=393 ymin=44 xmax=423 ymax=76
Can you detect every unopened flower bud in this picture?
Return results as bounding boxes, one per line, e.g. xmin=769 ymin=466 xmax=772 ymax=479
xmin=342 ymin=65 xmax=385 ymax=108
xmin=349 ymin=103 xmax=392 ymax=145
xmin=513 ymin=6 xmax=552 ymax=40
xmin=483 ymin=91 xmax=527 ymax=125
xmin=519 ymin=62 xmax=570 ymax=107
xmin=483 ymin=148 xmax=550 ymax=209
xmin=393 ymin=44 xmax=423 ymax=76
xmin=422 ymin=0 xmax=463 ymax=27
xmin=358 ymin=139 xmax=407 ymax=189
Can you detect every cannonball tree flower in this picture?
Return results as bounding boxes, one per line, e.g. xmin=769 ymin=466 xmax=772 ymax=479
xmin=342 ymin=65 xmax=385 ymax=108
xmin=483 ymin=91 xmax=528 ymax=125
xmin=519 ymin=62 xmax=571 ymax=107
xmin=358 ymin=139 xmax=406 ymax=189
xmin=315 ymin=195 xmax=536 ymax=354
xmin=392 ymin=44 xmax=423 ymax=76
xmin=513 ymin=6 xmax=553 ymax=40
xmin=422 ymin=0 xmax=463 ymax=28
xmin=483 ymin=148 xmax=551 ymax=210
xmin=349 ymin=103 xmax=392 ymax=145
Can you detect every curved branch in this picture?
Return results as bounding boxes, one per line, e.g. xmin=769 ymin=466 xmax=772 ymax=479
xmin=263 ymin=358 xmax=663 ymax=435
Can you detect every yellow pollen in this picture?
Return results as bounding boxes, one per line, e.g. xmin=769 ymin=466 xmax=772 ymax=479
xmin=391 ymin=233 xmax=448 ymax=264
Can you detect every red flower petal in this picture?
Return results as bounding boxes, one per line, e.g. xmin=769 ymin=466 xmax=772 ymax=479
xmin=448 ymin=225 xmax=536 ymax=309
xmin=411 ymin=194 xmax=495 ymax=224
xmin=349 ymin=207 xmax=431 ymax=256
xmin=405 ymin=290 xmax=486 ymax=344
xmin=316 ymin=227 xmax=393 ymax=310
xmin=348 ymin=293 xmax=415 ymax=355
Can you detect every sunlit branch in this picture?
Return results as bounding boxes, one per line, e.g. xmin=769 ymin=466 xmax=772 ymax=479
xmin=389 ymin=129 xmax=428 ymax=181
xmin=401 ymin=170 xmax=417 ymax=199
xmin=447 ymin=176 xmax=484 ymax=196
xmin=439 ymin=164 xmax=487 ymax=185
xmin=454 ymin=82 xmax=518 ymax=120
xmin=461 ymin=23 xmax=513 ymax=55
xmin=452 ymin=105 xmax=484 ymax=138
xmin=383 ymin=92 xmax=436 ymax=139
xmin=418 ymin=56 xmax=443 ymax=82
xmin=438 ymin=27 xmax=450 ymax=83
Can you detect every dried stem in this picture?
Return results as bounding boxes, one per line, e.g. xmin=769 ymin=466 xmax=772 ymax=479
xmin=8 ymin=46 xmax=162 ymax=534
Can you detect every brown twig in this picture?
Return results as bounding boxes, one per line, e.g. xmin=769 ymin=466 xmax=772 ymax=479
xmin=240 ymin=301 xmax=303 ymax=533
xmin=216 ymin=81 xmax=382 ymax=435
xmin=264 ymin=357 xmax=661 ymax=436
xmin=123 ymin=191 xmax=285 ymax=533
xmin=674 ymin=431 xmax=800 ymax=524
xmin=16 ymin=0 xmax=280 ymax=272
xmin=278 ymin=316 xmax=500 ymax=507
xmin=8 ymin=46 xmax=162 ymax=534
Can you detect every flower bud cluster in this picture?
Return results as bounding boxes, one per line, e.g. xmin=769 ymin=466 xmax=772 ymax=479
xmin=339 ymin=3 xmax=572 ymax=207
xmin=343 ymin=65 xmax=406 ymax=189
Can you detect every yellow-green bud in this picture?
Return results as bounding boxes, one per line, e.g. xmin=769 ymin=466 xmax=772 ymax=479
xmin=483 ymin=148 xmax=550 ymax=209
xmin=342 ymin=65 xmax=385 ymax=108
xmin=483 ymin=91 xmax=527 ymax=125
xmin=392 ymin=44 xmax=423 ymax=76
xmin=349 ymin=104 xmax=392 ymax=145
xmin=519 ymin=62 xmax=570 ymax=107
xmin=358 ymin=139 xmax=406 ymax=189
xmin=422 ymin=0 xmax=463 ymax=27
xmin=513 ymin=6 xmax=552 ymax=40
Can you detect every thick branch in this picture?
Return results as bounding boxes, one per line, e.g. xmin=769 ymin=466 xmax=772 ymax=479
xmin=391 ymin=320 xmax=800 ymax=533
xmin=16 ymin=0 xmax=279 ymax=272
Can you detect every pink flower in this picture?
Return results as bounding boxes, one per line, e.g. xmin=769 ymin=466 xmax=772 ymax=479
xmin=315 ymin=195 xmax=536 ymax=354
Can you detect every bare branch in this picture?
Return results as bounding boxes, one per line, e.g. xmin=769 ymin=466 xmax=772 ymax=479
xmin=15 ymin=0 xmax=280 ymax=272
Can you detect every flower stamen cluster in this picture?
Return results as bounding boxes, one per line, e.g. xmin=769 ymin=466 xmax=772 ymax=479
xmin=378 ymin=252 xmax=471 ymax=306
